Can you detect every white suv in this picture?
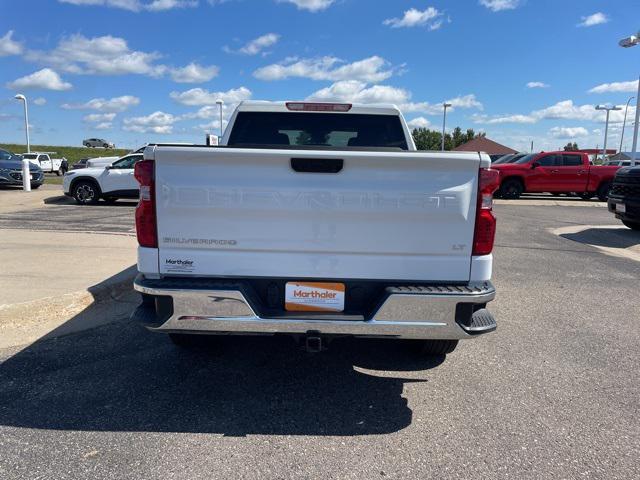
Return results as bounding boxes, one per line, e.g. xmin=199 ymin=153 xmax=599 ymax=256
xmin=63 ymin=153 xmax=142 ymax=204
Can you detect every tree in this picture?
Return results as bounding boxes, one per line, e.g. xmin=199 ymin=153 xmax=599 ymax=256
xmin=563 ymin=142 xmax=579 ymax=151
xmin=412 ymin=126 xmax=485 ymax=151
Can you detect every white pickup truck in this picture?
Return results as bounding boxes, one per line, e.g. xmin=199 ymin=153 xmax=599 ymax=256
xmin=131 ymin=101 xmax=499 ymax=356
xmin=21 ymin=152 xmax=67 ymax=175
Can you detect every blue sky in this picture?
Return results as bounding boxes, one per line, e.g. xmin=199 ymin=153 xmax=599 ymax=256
xmin=0 ymin=0 xmax=638 ymax=152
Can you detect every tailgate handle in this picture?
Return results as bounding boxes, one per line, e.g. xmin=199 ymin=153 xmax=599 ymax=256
xmin=291 ymin=158 xmax=343 ymax=174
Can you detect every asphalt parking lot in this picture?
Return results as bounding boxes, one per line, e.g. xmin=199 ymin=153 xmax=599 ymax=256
xmin=0 ymin=196 xmax=639 ymax=479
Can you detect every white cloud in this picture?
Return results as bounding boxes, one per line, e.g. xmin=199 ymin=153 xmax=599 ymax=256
xmin=26 ymin=34 xmax=165 ymax=77
xmin=25 ymin=34 xmax=214 ymax=83
xmin=170 ymin=86 xmax=252 ymax=106
xmin=306 ymin=81 xmax=482 ymax=115
xmin=277 ymin=0 xmax=335 ymax=12
xmin=123 ymin=111 xmax=177 ymax=134
xmin=550 ymin=127 xmax=590 ymax=139
xmin=33 ymin=97 xmax=47 ymax=106
xmin=479 ymin=0 xmax=521 ymax=12
xmin=83 ymin=113 xmax=117 ymax=123
xmin=384 ymin=7 xmax=444 ymax=29
xmin=527 ymin=81 xmax=549 ymax=89
xmin=0 ymin=30 xmax=23 ymax=56
xmin=589 ymin=79 xmax=639 ymax=94
xmin=404 ymin=94 xmax=483 ymax=114
xmin=146 ymin=0 xmax=197 ymax=11
xmin=448 ymin=94 xmax=483 ymax=110
xmin=533 ymin=100 xmax=604 ymax=122
xmin=170 ymin=63 xmax=219 ymax=83
xmin=578 ymin=12 xmax=609 ymax=27
xmin=175 ymin=87 xmax=253 ymax=126
xmin=254 ymin=56 xmax=395 ymax=83
xmin=226 ymin=33 xmax=280 ymax=56
xmin=473 ymin=113 xmax=536 ymax=124
xmin=473 ymin=99 xmax=635 ymax=126
xmin=58 ymin=0 xmax=197 ymax=12
xmin=407 ymin=117 xmax=431 ymax=129
xmin=307 ymin=80 xmax=411 ymax=104
xmin=61 ymin=95 xmax=140 ymax=112
xmin=6 ymin=68 xmax=72 ymax=91
xmin=94 ymin=122 xmax=113 ymax=130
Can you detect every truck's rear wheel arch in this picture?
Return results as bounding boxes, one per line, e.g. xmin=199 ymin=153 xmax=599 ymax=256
xmin=499 ymin=176 xmax=525 ymax=199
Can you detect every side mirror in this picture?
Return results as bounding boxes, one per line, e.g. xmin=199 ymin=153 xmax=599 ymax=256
xmin=105 ymin=165 xmax=112 ymax=170
xmin=531 ymin=162 xmax=540 ymax=169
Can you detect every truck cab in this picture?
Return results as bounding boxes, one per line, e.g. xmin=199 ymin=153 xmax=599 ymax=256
xmin=21 ymin=152 xmax=66 ymax=176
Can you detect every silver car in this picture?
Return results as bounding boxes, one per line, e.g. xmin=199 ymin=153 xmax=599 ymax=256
xmin=83 ymin=138 xmax=115 ymax=149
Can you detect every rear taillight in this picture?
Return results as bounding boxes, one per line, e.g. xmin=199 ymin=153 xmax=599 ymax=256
xmin=134 ymin=160 xmax=157 ymax=248
xmin=285 ymin=102 xmax=352 ymax=112
xmin=472 ymin=168 xmax=500 ymax=256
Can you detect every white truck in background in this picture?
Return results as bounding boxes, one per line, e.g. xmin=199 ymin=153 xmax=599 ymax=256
xmin=131 ymin=101 xmax=499 ymax=357
xmin=21 ymin=152 xmax=67 ymax=175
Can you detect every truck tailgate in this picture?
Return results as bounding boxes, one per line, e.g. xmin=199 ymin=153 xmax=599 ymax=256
xmin=153 ymin=146 xmax=482 ymax=282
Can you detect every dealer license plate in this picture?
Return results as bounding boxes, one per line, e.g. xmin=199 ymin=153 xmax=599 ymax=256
xmin=285 ymin=282 xmax=345 ymax=312
xmin=617 ymin=203 xmax=626 ymax=213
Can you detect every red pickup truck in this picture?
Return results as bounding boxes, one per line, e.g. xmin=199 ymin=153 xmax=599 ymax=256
xmin=492 ymin=151 xmax=620 ymax=200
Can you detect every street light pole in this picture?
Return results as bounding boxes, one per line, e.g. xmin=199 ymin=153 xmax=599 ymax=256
xmin=595 ymin=105 xmax=621 ymax=163
xmin=620 ymin=96 xmax=635 ymax=154
xmin=619 ymin=31 xmax=640 ymax=165
xmin=14 ymin=94 xmax=31 ymax=192
xmin=216 ymin=100 xmax=224 ymax=140
xmin=441 ymin=102 xmax=452 ymax=151
xmin=15 ymin=94 xmax=30 ymax=153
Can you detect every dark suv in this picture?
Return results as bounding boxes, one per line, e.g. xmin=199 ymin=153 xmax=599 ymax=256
xmin=608 ymin=165 xmax=640 ymax=230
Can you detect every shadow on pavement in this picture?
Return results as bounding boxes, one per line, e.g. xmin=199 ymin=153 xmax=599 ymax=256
xmin=44 ymin=195 xmax=137 ymax=207
xmin=510 ymin=193 xmax=601 ymax=203
xmin=560 ymin=227 xmax=640 ymax=249
xmin=43 ymin=195 xmax=74 ymax=205
xmin=0 ymin=268 xmax=443 ymax=437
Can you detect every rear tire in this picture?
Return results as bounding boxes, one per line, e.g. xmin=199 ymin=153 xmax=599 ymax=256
xmin=408 ymin=339 xmax=459 ymax=356
xmin=72 ymin=180 xmax=100 ymax=205
xmin=499 ymin=179 xmax=524 ymax=199
xmin=597 ymin=182 xmax=611 ymax=202
xmin=56 ymin=168 xmax=63 ymax=176
xmin=622 ymin=220 xmax=640 ymax=231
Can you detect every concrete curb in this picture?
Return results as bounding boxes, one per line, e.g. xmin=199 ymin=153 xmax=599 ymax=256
xmin=87 ymin=266 xmax=138 ymax=303
xmin=0 ymin=266 xmax=139 ymax=350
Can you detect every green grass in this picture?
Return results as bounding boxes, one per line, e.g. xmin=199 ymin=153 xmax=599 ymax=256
xmin=44 ymin=176 xmax=64 ymax=185
xmin=0 ymin=143 xmax=129 ymax=166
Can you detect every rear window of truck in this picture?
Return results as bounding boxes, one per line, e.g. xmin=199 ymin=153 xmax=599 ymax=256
xmin=227 ymin=112 xmax=409 ymax=150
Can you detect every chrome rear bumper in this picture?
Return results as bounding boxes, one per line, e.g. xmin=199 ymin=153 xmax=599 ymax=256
xmin=133 ymin=275 xmax=496 ymax=340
